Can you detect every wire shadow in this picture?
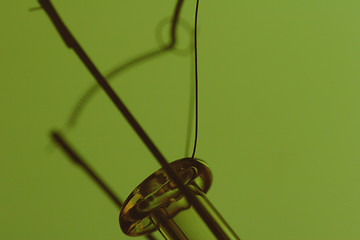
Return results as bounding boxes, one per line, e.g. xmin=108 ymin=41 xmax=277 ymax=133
xmin=66 ymin=14 xmax=194 ymax=129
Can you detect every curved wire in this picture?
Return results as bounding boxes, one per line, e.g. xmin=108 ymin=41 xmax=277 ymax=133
xmin=66 ymin=0 xmax=186 ymax=129
xmin=66 ymin=48 xmax=166 ymax=128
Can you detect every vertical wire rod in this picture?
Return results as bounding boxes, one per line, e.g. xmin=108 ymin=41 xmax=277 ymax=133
xmin=191 ymin=0 xmax=200 ymax=159
xmin=38 ymin=0 xmax=229 ymax=239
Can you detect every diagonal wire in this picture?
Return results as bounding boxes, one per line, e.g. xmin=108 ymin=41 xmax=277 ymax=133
xmin=40 ymin=0 xmax=230 ymax=238
xmin=51 ymin=131 xmax=157 ymax=240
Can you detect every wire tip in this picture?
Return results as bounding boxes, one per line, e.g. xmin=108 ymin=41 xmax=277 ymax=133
xmin=29 ymin=6 xmax=42 ymax=12
xmin=50 ymin=130 xmax=61 ymax=141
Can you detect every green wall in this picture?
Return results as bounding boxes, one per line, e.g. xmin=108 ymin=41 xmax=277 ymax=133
xmin=1 ymin=0 xmax=360 ymax=239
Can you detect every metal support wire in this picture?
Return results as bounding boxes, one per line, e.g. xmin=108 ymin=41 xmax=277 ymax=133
xmin=51 ymin=132 xmax=157 ymax=240
xmin=38 ymin=0 xmax=229 ymax=239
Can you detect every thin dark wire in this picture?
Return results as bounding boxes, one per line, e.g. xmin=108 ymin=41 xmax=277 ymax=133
xmin=155 ymin=17 xmax=194 ymax=56
xmin=39 ymin=0 xmax=229 ymax=238
xmin=51 ymin=131 xmax=157 ymax=240
xmin=66 ymin=1 xmax=188 ymax=129
xmin=191 ymin=0 xmax=200 ymax=159
xmin=66 ymin=48 xmax=166 ymax=128
xmin=29 ymin=6 xmax=42 ymax=11
xmin=51 ymin=131 xmax=123 ymax=208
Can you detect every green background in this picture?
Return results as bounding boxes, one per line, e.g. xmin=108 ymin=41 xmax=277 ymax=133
xmin=1 ymin=0 xmax=360 ymax=239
